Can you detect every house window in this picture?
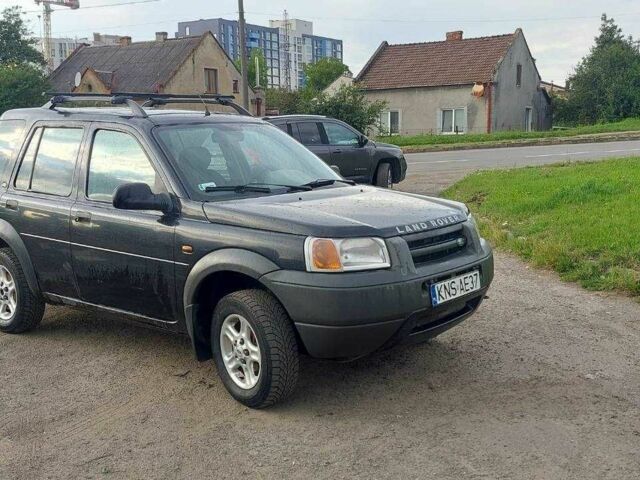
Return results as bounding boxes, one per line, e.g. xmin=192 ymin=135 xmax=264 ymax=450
xmin=204 ymin=68 xmax=218 ymax=94
xmin=233 ymin=79 xmax=239 ymax=94
xmin=516 ymin=63 xmax=522 ymax=87
xmin=380 ymin=110 xmax=401 ymax=135
xmin=185 ymin=26 xmax=191 ymax=36
xmin=440 ymin=108 xmax=466 ymax=134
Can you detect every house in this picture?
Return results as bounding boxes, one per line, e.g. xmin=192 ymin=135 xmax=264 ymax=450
xmin=322 ymin=72 xmax=354 ymax=96
xmin=540 ymin=80 xmax=567 ymax=98
xmin=355 ymin=29 xmax=552 ymax=135
xmin=48 ymin=32 xmax=261 ymax=115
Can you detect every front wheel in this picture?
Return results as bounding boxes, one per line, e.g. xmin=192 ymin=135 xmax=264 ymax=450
xmin=0 ymin=247 xmax=45 ymax=334
xmin=211 ymin=289 xmax=299 ymax=408
xmin=375 ymin=162 xmax=393 ymax=188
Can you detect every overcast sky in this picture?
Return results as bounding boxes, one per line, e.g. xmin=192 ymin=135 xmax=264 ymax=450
xmin=3 ymin=0 xmax=640 ymax=84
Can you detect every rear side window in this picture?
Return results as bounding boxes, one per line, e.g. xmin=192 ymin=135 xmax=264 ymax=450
xmin=0 ymin=120 xmax=25 ymax=181
xmin=87 ymin=130 xmax=164 ymax=202
xmin=274 ymin=123 xmax=289 ymax=134
xmin=295 ymin=122 xmax=323 ymax=145
xmin=15 ymin=127 xmax=83 ymax=196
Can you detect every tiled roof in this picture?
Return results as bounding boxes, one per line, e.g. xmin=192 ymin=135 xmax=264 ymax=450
xmin=356 ymin=31 xmax=518 ymax=90
xmin=49 ymin=35 xmax=204 ymax=92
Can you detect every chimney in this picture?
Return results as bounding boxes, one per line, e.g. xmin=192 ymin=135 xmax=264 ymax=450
xmin=119 ymin=36 xmax=132 ymax=47
xmin=446 ymin=31 xmax=463 ymax=41
xmin=155 ymin=32 xmax=168 ymax=42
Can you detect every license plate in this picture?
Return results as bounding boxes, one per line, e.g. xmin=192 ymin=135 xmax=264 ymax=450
xmin=430 ymin=270 xmax=481 ymax=307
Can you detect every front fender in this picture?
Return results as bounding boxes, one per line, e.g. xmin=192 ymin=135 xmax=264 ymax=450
xmin=0 ymin=219 xmax=40 ymax=296
xmin=183 ymin=249 xmax=280 ymax=361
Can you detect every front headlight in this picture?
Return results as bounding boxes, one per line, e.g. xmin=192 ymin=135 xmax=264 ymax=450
xmin=304 ymin=237 xmax=391 ymax=272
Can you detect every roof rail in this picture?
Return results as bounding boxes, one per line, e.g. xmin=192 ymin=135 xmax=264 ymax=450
xmin=43 ymin=92 xmax=253 ymax=118
xmin=44 ymin=93 xmax=149 ymax=118
xmin=141 ymin=95 xmax=252 ymax=116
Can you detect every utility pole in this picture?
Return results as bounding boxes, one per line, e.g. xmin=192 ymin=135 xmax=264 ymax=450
xmin=238 ymin=0 xmax=249 ymax=109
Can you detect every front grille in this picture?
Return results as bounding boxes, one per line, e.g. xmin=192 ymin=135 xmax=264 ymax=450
xmin=404 ymin=225 xmax=467 ymax=266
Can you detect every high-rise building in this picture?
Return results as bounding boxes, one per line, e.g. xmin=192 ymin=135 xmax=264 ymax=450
xmin=176 ymin=17 xmax=343 ymax=90
xmin=37 ymin=33 xmax=126 ymax=71
xmin=176 ymin=19 xmax=281 ymax=88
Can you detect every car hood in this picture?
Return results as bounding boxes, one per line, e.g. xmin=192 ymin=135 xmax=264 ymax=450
xmin=373 ymin=141 xmax=402 ymax=151
xmin=202 ymin=185 xmax=467 ymax=238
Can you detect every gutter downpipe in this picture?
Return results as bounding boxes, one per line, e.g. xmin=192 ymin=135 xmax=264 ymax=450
xmin=486 ymin=82 xmax=493 ymax=134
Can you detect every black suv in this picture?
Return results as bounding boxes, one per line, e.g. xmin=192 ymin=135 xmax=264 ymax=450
xmin=0 ymin=94 xmax=492 ymax=408
xmin=265 ymin=115 xmax=407 ymax=188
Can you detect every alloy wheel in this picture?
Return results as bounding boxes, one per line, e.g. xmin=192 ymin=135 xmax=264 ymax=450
xmin=0 ymin=266 xmax=17 ymax=325
xmin=219 ymin=314 xmax=261 ymax=389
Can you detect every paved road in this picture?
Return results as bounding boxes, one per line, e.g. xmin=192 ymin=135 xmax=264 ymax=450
xmin=401 ymin=139 xmax=640 ymax=195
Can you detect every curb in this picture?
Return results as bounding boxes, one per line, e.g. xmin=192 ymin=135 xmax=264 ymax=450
xmin=399 ymin=131 xmax=640 ymax=154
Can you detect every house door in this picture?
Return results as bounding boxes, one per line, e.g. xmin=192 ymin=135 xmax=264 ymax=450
xmin=525 ymin=107 xmax=533 ymax=132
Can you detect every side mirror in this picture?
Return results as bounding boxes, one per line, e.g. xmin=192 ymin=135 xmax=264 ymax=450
xmin=358 ymin=134 xmax=369 ymax=147
xmin=113 ymin=182 xmax=173 ymax=215
xmin=330 ymin=165 xmax=341 ymax=175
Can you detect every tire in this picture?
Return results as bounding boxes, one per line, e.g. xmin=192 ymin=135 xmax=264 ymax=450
xmin=0 ymin=247 xmax=45 ymax=334
xmin=375 ymin=162 xmax=393 ymax=188
xmin=211 ymin=289 xmax=299 ymax=408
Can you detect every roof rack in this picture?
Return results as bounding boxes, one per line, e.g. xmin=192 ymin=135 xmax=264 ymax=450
xmin=44 ymin=93 xmax=149 ymax=118
xmin=43 ymin=92 xmax=252 ymax=118
xmin=141 ymin=95 xmax=252 ymax=116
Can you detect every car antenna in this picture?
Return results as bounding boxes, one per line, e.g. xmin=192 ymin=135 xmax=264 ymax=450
xmin=198 ymin=94 xmax=211 ymax=116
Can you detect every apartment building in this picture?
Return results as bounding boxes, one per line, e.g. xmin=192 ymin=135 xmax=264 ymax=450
xmin=177 ymin=17 xmax=343 ymax=90
xmin=38 ymin=33 xmax=126 ymax=71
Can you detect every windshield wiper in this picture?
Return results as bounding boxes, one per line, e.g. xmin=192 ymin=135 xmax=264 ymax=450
xmin=204 ymin=183 xmax=313 ymax=194
xmin=302 ymin=178 xmax=356 ymax=189
xmin=249 ymin=183 xmax=312 ymax=192
xmin=205 ymin=184 xmax=273 ymax=193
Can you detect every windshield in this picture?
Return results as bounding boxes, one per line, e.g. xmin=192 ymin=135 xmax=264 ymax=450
xmin=154 ymin=122 xmax=341 ymax=200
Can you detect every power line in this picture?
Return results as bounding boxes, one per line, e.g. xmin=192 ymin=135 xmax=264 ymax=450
xmin=23 ymin=0 xmax=160 ymax=14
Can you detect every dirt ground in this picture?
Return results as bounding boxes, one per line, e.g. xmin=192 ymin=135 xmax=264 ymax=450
xmin=1 ymin=251 xmax=639 ymax=479
xmin=1 ymin=172 xmax=640 ymax=479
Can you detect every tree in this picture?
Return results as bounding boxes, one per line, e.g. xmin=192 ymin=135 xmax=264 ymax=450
xmin=0 ymin=64 xmax=49 ymax=114
xmin=265 ymin=87 xmax=302 ymax=115
xmin=0 ymin=6 xmax=44 ymax=66
xmin=302 ymin=57 xmax=349 ymax=92
xmin=235 ymin=48 xmax=267 ymax=89
xmin=557 ymin=14 xmax=640 ymax=124
xmin=306 ymin=85 xmax=387 ymax=133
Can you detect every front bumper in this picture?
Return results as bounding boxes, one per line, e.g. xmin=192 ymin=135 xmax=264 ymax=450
xmin=262 ymin=242 xmax=493 ymax=360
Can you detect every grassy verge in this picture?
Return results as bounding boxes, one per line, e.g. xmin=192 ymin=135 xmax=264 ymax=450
xmin=443 ymin=158 xmax=640 ymax=296
xmin=377 ymin=118 xmax=640 ymax=148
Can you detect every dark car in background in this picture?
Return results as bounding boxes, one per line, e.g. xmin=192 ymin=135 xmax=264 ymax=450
xmin=265 ymin=115 xmax=407 ymax=188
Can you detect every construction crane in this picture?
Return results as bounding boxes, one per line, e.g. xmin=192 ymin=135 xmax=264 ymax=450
xmin=35 ymin=0 xmax=80 ymax=73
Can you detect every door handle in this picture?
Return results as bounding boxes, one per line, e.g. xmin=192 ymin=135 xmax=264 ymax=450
xmin=73 ymin=211 xmax=92 ymax=223
xmin=333 ymin=149 xmax=343 ymax=154
xmin=4 ymin=199 xmax=18 ymax=210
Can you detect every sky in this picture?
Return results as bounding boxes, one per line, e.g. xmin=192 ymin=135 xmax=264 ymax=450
xmin=3 ymin=0 xmax=640 ymax=85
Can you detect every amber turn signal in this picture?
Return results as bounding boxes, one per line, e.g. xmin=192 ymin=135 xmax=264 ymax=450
xmin=310 ymin=238 xmax=341 ymax=271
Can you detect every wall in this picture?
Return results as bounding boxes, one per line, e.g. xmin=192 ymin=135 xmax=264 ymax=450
xmin=364 ymin=85 xmax=487 ymax=136
xmin=164 ymin=34 xmax=257 ymax=114
xmin=492 ymin=31 xmax=551 ymax=131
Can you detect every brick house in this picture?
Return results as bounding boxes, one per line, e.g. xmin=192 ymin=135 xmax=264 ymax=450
xmin=356 ymin=29 xmax=552 ymax=135
xmin=49 ymin=32 xmax=261 ymax=115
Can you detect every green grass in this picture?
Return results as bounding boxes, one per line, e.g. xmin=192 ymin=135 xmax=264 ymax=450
xmin=377 ymin=117 xmax=640 ymax=148
xmin=443 ymin=158 xmax=640 ymax=296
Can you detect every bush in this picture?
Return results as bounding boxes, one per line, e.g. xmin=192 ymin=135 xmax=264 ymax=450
xmin=306 ymin=85 xmax=386 ymax=133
